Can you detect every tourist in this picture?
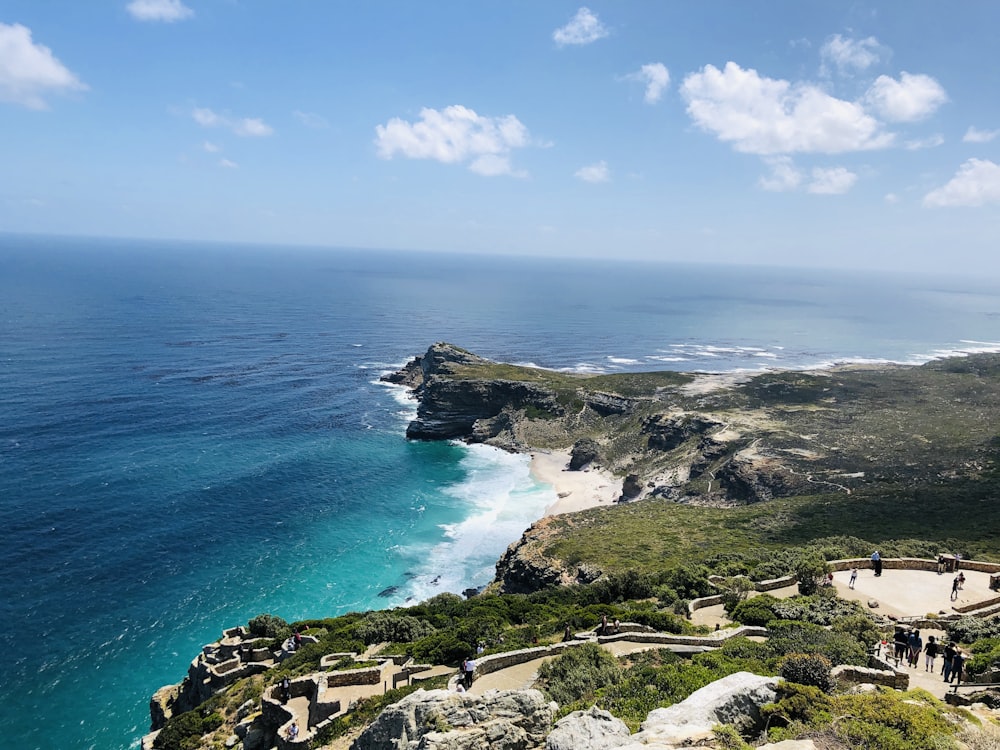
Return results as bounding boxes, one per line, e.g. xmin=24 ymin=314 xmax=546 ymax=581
xmin=958 ymin=572 xmax=966 ymax=589
xmin=893 ymin=628 xmax=908 ymax=663
xmin=294 ymin=630 xmax=302 ymax=649
xmin=950 ymin=649 xmax=965 ymax=684
xmin=600 ymin=613 xmax=608 ymax=636
xmin=464 ymin=656 xmax=476 ymax=688
xmin=454 ymin=681 xmax=465 ymax=693
xmin=871 ymin=551 xmax=882 ymax=577
xmin=613 ymin=618 xmax=620 ymax=634
xmin=942 ymin=641 xmax=958 ymax=681
xmin=924 ymin=635 xmax=938 ymax=672
xmin=280 ymin=676 xmax=291 ymax=703
xmin=951 ymin=575 xmax=960 ymax=601
xmin=937 ymin=555 xmax=946 ymax=574
xmin=287 ymin=721 xmax=299 ymax=741
xmin=476 ymin=642 xmax=485 ymax=655
xmin=849 ymin=567 xmax=858 ymax=589
xmin=562 ymin=624 xmax=572 ymax=642
xmin=908 ymin=629 xmax=923 ymax=668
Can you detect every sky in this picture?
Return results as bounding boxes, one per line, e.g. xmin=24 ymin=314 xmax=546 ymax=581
xmin=2 ymin=1 xmax=1000 ymax=273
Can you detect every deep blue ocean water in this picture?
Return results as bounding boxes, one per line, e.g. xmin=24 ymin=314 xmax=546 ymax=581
xmin=1 ymin=234 xmax=999 ymax=749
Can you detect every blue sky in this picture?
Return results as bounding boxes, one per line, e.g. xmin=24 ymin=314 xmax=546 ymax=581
xmin=2 ymin=1 xmax=1000 ymax=273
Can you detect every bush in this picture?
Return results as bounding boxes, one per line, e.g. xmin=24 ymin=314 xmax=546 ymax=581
xmin=766 ymin=620 xmax=867 ymax=666
xmin=409 ymin=631 xmax=471 ymax=666
xmin=947 ymin=616 xmax=1000 ymax=645
xmin=354 ymin=612 xmax=436 ymax=645
xmin=663 ymin=564 xmax=713 ymax=600
xmin=793 ymin=556 xmax=830 ymax=596
xmin=728 ymin=595 xmax=778 ymax=626
xmin=780 ymin=652 xmax=833 ymax=692
xmin=247 ymin=613 xmax=290 ymax=639
xmin=536 ymin=643 xmax=621 ymax=706
xmin=153 ymin=706 xmax=224 ymax=750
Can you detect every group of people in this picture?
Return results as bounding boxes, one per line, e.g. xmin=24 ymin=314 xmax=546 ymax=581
xmin=891 ymin=628 xmax=966 ymax=683
xmin=598 ymin=614 xmax=620 ymax=636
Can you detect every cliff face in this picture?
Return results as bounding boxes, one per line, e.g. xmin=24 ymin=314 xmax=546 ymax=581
xmin=383 ymin=343 xmax=565 ymax=443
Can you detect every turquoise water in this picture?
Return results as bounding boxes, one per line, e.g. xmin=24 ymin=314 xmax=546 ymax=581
xmin=1 ymin=234 xmax=999 ymax=749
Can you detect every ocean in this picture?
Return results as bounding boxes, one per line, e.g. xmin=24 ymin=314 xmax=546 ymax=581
xmin=1 ymin=234 xmax=999 ymax=750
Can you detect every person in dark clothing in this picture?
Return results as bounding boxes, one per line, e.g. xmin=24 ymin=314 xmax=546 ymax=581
xmin=950 ymin=649 xmax=965 ymax=684
xmin=942 ymin=642 xmax=958 ymax=682
xmin=893 ymin=629 xmax=908 ymax=663
xmin=280 ymin=676 xmax=291 ymax=703
xmin=924 ymin=635 xmax=938 ymax=672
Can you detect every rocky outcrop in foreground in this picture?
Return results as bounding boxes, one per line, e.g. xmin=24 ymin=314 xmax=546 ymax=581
xmin=351 ymin=672 xmax=782 ymax=750
xmin=351 ymin=688 xmax=556 ymax=750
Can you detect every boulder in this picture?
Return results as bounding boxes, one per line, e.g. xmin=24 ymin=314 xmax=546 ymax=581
xmin=758 ymin=741 xmax=819 ymax=750
xmin=351 ymin=688 xmax=556 ymax=750
xmin=619 ymin=474 xmax=642 ymax=501
xmin=634 ymin=672 xmax=779 ymax=746
xmin=545 ymin=706 xmax=631 ymax=750
xmin=569 ymin=438 xmax=601 ymax=471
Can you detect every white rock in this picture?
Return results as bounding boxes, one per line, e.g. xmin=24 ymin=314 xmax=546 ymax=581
xmin=546 ymin=705 xmax=631 ymax=750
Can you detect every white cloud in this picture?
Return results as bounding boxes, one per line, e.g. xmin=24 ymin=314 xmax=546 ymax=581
xmin=126 ymin=0 xmax=194 ymax=23
xmin=626 ymin=63 xmax=670 ymax=104
xmin=0 ymin=22 xmax=87 ymax=109
xmin=192 ymin=107 xmax=274 ymax=137
xmin=575 ymin=161 xmax=609 ymax=183
xmin=293 ymin=110 xmax=329 ymax=128
xmin=807 ymin=166 xmax=857 ymax=194
xmin=820 ymin=34 xmax=882 ymax=73
xmin=758 ymin=156 xmax=803 ymax=192
xmin=904 ymin=134 xmax=944 ymax=150
xmin=219 ymin=158 xmax=238 ymax=169
xmin=202 ymin=141 xmax=220 ymax=152
xmin=923 ymin=158 xmax=1000 ymax=207
xmin=681 ymin=61 xmax=891 ymax=155
xmin=964 ymin=126 xmax=1000 ymax=143
xmin=234 ymin=117 xmax=273 ymax=137
xmin=884 ymin=192 xmax=900 ymax=204
xmin=374 ymin=105 xmax=530 ymax=176
xmin=553 ymin=7 xmax=609 ymax=47
xmin=864 ymin=72 xmax=947 ymax=122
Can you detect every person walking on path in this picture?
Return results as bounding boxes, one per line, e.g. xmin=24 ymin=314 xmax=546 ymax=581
xmin=893 ymin=629 xmax=908 ymax=664
xmin=464 ymin=656 xmax=476 ymax=688
xmin=907 ymin=629 xmax=923 ymax=668
xmin=871 ymin=551 xmax=883 ymax=577
xmin=849 ymin=567 xmax=858 ymax=588
xmin=950 ymin=649 xmax=965 ymax=684
xmin=951 ymin=575 xmax=960 ymax=601
xmin=924 ymin=636 xmax=938 ymax=672
xmin=943 ymin=642 xmax=957 ymax=681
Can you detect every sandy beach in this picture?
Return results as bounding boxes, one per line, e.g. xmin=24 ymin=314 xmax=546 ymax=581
xmin=531 ymin=449 xmax=622 ymax=516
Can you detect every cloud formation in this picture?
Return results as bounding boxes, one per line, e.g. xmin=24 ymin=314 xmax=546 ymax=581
xmin=864 ymin=72 xmax=947 ymax=122
xmin=627 ymin=63 xmax=670 ymax=104
xmin=126 ymin=0 xmax=194 ymax=23
xmin=964 ymin=126 xmax=999 ymax=143
xmin=758 ymin=158 xmax=857 ymax=194
xmin=924 ymin=158 xmax=1000 ymax=207
xmin=374 ymin=105 xmax=529 ymax=177
xmin=0 ymin=23 xmax=87 ymax=109
xmin=820 ymin=34 xmax=882 ymax=73
xmin=807 ymin=166 xmax=857 ymax=194
xmin=681 ymin=62 xmax=891 ymax=155
xmin=192 ymin=107 xmax=274 ymax=137
xmin=553 ymin=7 xmax=609 ymax=47
xmin=575 ymin=161 xmax=609 ymax=183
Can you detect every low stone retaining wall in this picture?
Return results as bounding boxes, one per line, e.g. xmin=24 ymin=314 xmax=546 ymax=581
xmin=688 ymin=594 xmax=725 ymax=615
xmin=954 ymin=595 xmax=1000 ymax=614
xmin=829 ymin=556 xmax=1000 ymax=574
xmin=755 ymin=575 xmax=796 ymax=591
xmin=263 ymin=675 xmax=342 ymax=750
xmin=833 ymin=663 xmax=908 ymax=690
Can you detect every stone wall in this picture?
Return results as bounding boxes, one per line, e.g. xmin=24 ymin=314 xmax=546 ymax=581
xmin=832 ymin=663 xmax=908 ymax=690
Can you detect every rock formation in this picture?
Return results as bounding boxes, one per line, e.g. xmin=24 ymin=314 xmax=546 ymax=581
xmin=351 ymin=688 xmax=556 ymax=750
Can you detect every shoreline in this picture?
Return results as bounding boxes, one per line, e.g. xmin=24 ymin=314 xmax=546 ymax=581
xmin=530 ymin=449 xmax=622 ymax=516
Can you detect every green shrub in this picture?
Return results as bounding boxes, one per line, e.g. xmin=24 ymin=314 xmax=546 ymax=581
xmin=793 ymin=556 xmax=830 ymax=596
xmin=947 ymin=616 xmax=1000 ymax=645
xmin=536 ymin=643 xmax=621 ymax=706
xmin=771 ymin=594 xmax=867 ymax=626
xmin=354 ymin=612 xmax=436 ymax=645
xmin=780 ymin=653 xmax=833 ymax=692
xmin=409 ymin=632 xmax=471 ymax=666
xmin=728 ymin=595 xmax=778 ymax=626
xmin=766 ymin=620 xmax=866 ymax=666
xmin=153 ymin=706 xmax=224 ymax=750
xmin=247 ymin=613 xmax=290 ymax=639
